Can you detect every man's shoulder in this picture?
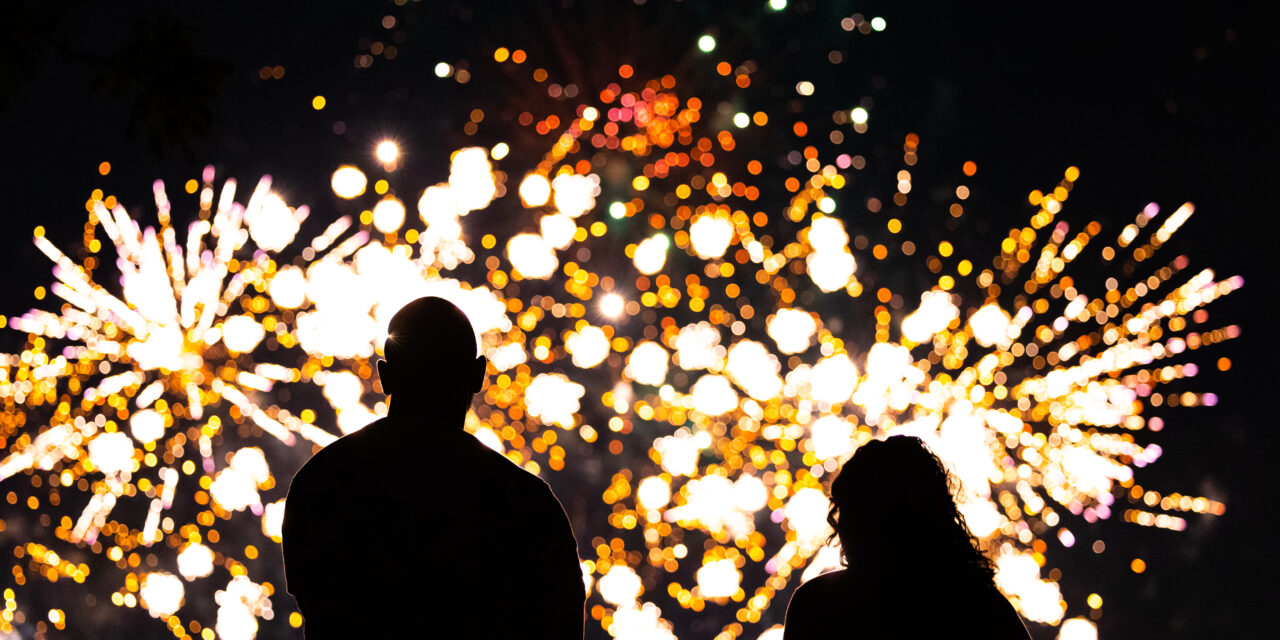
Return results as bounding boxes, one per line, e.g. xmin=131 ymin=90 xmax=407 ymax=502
xmin=288 ymin=419 xmax=386 ymax=490
xmin=470 ymin=438 xmax=557 ymax=490
xmin=461 ymin=438 xmax=568 ymax=513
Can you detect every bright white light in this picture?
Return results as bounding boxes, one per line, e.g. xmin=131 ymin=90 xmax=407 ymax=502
xmin=525 ymin=373 xmax=585 ymax=428
xmin=806 ymin=250 xmax=856 ymax=292
xmin=268 ymin=266 xmax=307 ymax=309
xmin=178 ymin=543 xmax=215 ymax=580
xmin=433 ymin=62 xmax=452 ymax=77
xmin=609 ymin=202 xmax=627 ymax=219
xmin=871 ymin=17 xmax=887 ymax=31
xmin=994 ymin=547 xmax=1065 ymax=624
xmin=698 ymin=35 xmax=716 ymax=52
xmin=566 ymin=325 xmax=610 ymax=368
xmin=865 ymin=342 xmax=912 ymax=379
xmin=320 ymin=370 xmax=363 ymax=409
xmin=853 ymin=342 xmax=921 ymax=421
xmin=785 ymin=487 xmax=832 ymax=549
xmin=851 ymin=107 xmax=869 ymax=125
xmin=725 ymin=340 xmax=782 ymax=401
xmin=768 ymin=308 xmax=817 ymax=354
xmin=1058 ymin=618 xmax=1098 ymax=640
xmin=490 ymin=142 xmax=509 ymax=159
xmin=552 ymin=173 xmax=599 ymax=218
xmin=734 ymin=474 xmax=769 ymax=513
xmin=808 ymin=217 xmax=849 ymax=253
xmin=89 ymin=432 xmax=134 ymax=475
xmin=140 ymin=572 xmax=184 ymax=618
xmin=626 ymin=342 xmax=669 ymax=386
xmin=540 ymin=213 xmax=577 ymax=250
xmin=609 ymin=602 xmax=677 ymax=640
xmin=244 ymin=192 xmax=300 ymax=252
xmin=222 ymin=315 xmax=266 ymax=353
xmin=371 ymin=196 xmax=406 ymax=233
xmin=810 ymin=415 xmax=855 ymax=460
xmin=675 ymin=322 xmax=723 ymax=370
xmin=229 ymin=447 xmax=269 ymax=486
xmin=519 ymin=174 xmax=552 ymax=207
xmin=691 ymin=374 xmax=738 ymax=415
xmin=507 ymin=233 xmax=558 ymax=279
xmin=331 ymin=165 xmax=367 ymax=199
xmin=654 ymin=430 xmax=710 ymax=477
xmin=600 ymin=293 xmax=625 ymax=318
xmin=689 ymin=213 xmax=734 ymax=259
xmin=633 ymin=235 xmax=669 ymax=275
xmin=811 ymin=354 xmax=859 ymax=403
xmin=796 ymin=81 xmax=814 ymax=96
xmin=418 ymin=185 xmax=458 ymax=222
xmin=805 ymin=217 xmax=857 ymax=292
xmin=127 ymin=324 xmax=184 ymax=372
xmin=486 ymin=342 xmax=527 ymax=372
xmin=637 ymin=476 xmax=671 ymax=509
xmin=262 ymin=499 xmax=285 ymax=539
xmin=800 ymin=545 xmax=844 ymax=584
xmin=733 ymin=112 xmax=750 ymax=128
xmin=471 ymin=426 xmax=504 ymax=453
xmin=970 ymin=303 xmax=1013 ymax=348
xmin=598 ymin=566 xmax=643 ymax=606
xmin=129 ymin=409 xmax=165 ymax=444
xmin=696 ymin=559 xmax=741 ymax=598
xmin=375 ymin=140 xmax=399 ymax=164
xmin=448 ymin=147 xmax=497 ymax=212
xmin=768 ymin=0 xmax=787 ymax=10
xmin=759 ymin=627 xmax=785 ymax=640
xmin=209 ymin=467 xmax=257 ymax=512
xmin=959 ymin=499 xmax=1002 ymax=538
xmin=214 ymin=576 xmax=271 ymax=640
xmin=668 ymin=475 xmax=752 ymax=537
xmin=901 ymin=290 xmax=959 ymax=343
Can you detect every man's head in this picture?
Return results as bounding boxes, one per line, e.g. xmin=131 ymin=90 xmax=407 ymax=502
xmin=376 ymin=297 xmax=487 ymax=409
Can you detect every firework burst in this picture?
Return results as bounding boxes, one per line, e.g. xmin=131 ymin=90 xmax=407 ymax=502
xmin=0 ymin=170 xmax=361 ymax=638
xmin=1 ymin=9 xmax=1244 ymax=640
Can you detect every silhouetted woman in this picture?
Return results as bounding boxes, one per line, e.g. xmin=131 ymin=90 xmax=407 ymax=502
xmin=783 ymin=436 xmax=1030 ymax=639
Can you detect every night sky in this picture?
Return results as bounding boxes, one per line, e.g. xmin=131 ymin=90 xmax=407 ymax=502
xmin=1 ymin=1 xmax=1274 ymax=638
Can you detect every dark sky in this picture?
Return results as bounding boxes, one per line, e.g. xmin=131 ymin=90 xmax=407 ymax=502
xmin=1 ymin=1 xmax=1274 ymax=638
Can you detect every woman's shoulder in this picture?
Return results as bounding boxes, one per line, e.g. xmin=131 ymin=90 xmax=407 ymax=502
xmin=788 ymin=570 xmax=852 ymax=615
xmin=797 ymin=569 xmax=850 ymax=594
xmin=784 ymin=570 xmax=849 ymax=639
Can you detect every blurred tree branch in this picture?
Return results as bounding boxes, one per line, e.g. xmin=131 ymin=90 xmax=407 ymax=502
xmin=1 ymin=2 xmax=231 ymax=160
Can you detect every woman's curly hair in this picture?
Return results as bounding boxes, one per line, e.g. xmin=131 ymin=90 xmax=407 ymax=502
xmin=826 ymin=435 xmax=995 ymax=583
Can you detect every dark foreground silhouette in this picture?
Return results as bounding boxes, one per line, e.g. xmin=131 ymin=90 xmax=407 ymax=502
xmin=283 ymin=297 xmax=585 ymax=638
xmin=784 ymin=436 xmax=1030 ymax=639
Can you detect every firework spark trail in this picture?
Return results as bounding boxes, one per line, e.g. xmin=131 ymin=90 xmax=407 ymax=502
xmin=0 ymin=173 xmax=387 ymax=638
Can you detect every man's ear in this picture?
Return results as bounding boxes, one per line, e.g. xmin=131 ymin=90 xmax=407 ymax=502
xmin=468 ymin=355 xmax=488 ymax=394
xmin=376 ymin=359 xmax=393 ymax=396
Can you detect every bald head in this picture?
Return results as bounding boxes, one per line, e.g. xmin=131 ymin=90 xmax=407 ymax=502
xmin=378 ymin=297 xmax=487 ymax=419
xmin=385 ymin=297 xmax=478 ymax=365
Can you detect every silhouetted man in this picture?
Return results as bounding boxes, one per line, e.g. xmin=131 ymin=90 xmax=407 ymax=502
xmin=282 ymin=297 xmax=585 ymax=638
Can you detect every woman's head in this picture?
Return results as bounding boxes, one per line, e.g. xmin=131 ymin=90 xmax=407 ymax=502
xmin=827 ymin=435 xmax=993 ymax=579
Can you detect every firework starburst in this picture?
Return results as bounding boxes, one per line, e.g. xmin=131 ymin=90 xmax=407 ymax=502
xmin=0 ymin=8 xmax=1243 ymax=640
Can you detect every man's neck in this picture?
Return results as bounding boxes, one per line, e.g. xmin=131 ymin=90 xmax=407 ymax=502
xmin=385 ymin=394 xmax=470 ymax=428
